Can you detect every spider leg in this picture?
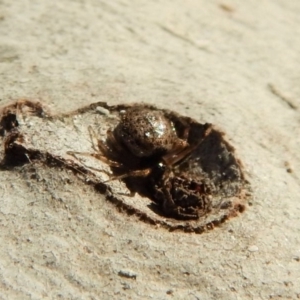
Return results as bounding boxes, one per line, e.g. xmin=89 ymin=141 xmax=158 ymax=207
xmin=69 ymin=126 xmax=143 ymax=180
xmin=89 ymin=126 xmax=125 ymax=161
xmin=162 ymin=124 xmax=212 ymax=167
xmin=162 ymin=145 xmax=195 ymax=166
xmin=104 ymin=167 xmax=152 ymax=182
xmin=88 ymin=126 xmax=114 ymax=155
xmin=67 ymin=151 xmax=122 ymax=168
xmin=88 ymin=126 xmax=100 ymax=152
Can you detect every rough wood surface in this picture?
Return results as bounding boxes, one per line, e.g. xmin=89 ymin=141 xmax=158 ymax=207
xmin=0 ymin=1 xmax=299 ymax=299
xmin=0 ymin=100 xmax=249 ymax=233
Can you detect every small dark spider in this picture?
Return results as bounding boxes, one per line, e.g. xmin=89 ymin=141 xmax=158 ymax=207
xmin=68 ymin=104 xmax=212 ymax=220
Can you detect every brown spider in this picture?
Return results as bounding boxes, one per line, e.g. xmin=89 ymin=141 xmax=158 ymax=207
xmin=68 ymin=104 xmax=212 ymax=220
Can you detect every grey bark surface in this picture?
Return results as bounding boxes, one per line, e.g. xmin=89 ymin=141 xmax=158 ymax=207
xmin=0 ymin=1 xmax=299 ymax=299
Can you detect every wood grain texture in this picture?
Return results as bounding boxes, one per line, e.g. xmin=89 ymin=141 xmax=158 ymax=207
xmin=0 ymin=1 xmax=299 ymax=299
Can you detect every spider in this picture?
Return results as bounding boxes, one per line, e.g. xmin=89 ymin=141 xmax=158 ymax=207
xmin=67 ymin=104 xmax=212 ymax=220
